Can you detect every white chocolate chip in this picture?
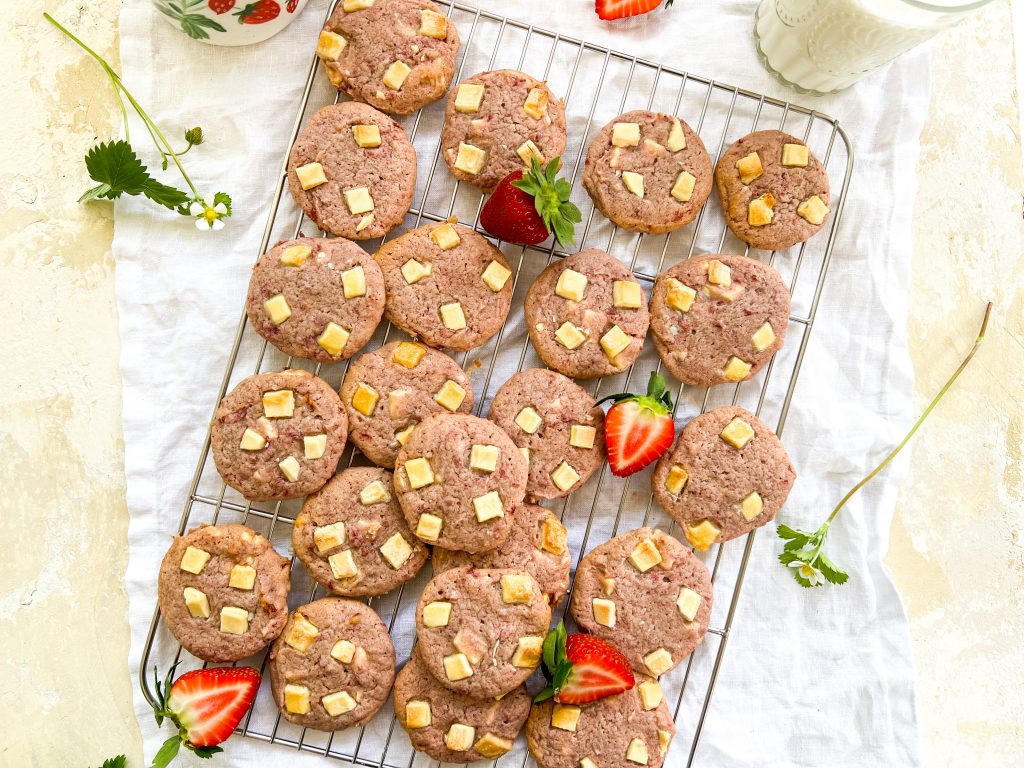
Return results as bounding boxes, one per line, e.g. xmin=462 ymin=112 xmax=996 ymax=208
xmin=328 ymin=549 xmax=358 ymax=579
xmin=322 ymin=690 xmax=357 ymax=716
xmin=455 ymin=83 xmax=485 ymax=113
xmin=263 ymin=293 xmax=292 ymax=325
xmin=401 ymin=258 xmax=432 ymax=284
xmin=434 ymin=379 xmax=467 ymax=412
xmin=439 ymin=301 xmax=467 ymax=330
xmin=430 ymin=223 xmax=461 ymax=250
xmin=351 ymin=382 xmax=380 ymax=416
xmin=555 ymin=268 xmax=588 ymax=302
xmin=380 ymin=532 xmax=414 ymax=569
xmin=481 ymin=260 xmax=512 ymax=292
xmin=352 ymin=124 xmax=381 ymax=148
xmin=677 ymin=586 xmax=703 ymax=621
xmin=418 ymin=8 xmax=448 ymax=39
xmin=341 ymin=265 xmax=367 ymax=298
xmin=314 ymin=522 xmax=346 ymax=554
xmin=671 ymin=171 xmax=697 ymax=202
xmin=550 ymin=461 xmax=580 ymax=492
xmin=643 ymin=647 xmax=674 ymax=676
xmin=283 ymin=683 xmax=310 ymax=714
xmin=278 ymin=456 xmax=300 ymax=482
xmin=182 ymin=587 xmax=210 ymax=618
xmin=515 ymin=406 xmax=543 ymax=434
xmin=723 ymin=356 xmax=752 ymax=382
xmin=781 ymin=143 xmax=809 ymax=167
xmin=316 ymin=30 xmax=347 ymax=61
xmin=473 ymin=491 xmax=505 ymax=522
xmin=628 ymin=537 xmax=663 ymax=572
xmin=303 ymin=433 xmax=327 ymax=460
xmin=592 ymin=597 xmax=616 ymax=627
xmin=239 ymin=428 xmax=266 ymax=451
xmin=554 ymin=322 xmax=587 ymax=350
xmin=751 ymin=321 xmax=777 ymax=352
xmin=569 ymin=424 xmax=596 ymax=449
xmin=344 ymin=187 xmax=374 ymax=215
xmin=523 ymin=87 xmax=549 ymax=120
xmin=797 ymin=195 xmax=829 ymax=225
xmin=470 ymin=444 xmax=500 ymax=473
xmin=295 ymin=162 xmax=327 ymax=190
xmin=219 ymin=606 xmax=249 ymax=635
xmin=405 ymin=699 xmax=431 ymax=728
xmin=736 ymin=151 xmax=763 ymax=184
xmin=720 ymin=417 xmax=755 ymax=449
xmin=422 ymin=601 xmax=452 ymax=628
xmin=621 ymin=171 xmax=645 ymax=198
xmin=665 ymin=278 xmax=696 ymax=313
xmin=228 ymin=564 xmax=256 ymax=591
xmin=667 ymin=118 xmax=686 ymax=151
xmin=382 ymin=60 xmax=411 ymax=90
xmin=359 ymin=479 xmax=391 ymax=505
xmin=600 ymin=325 xmax=632 ymax=362
xmin=612 ymin=280 xmax=642 ymax=309
xmin=416 ymin=513 xmax=443 ymax=542
xmin=551 ymin=703 xmax=581 ymax=732
xmin=285 ymin=613 xmax=320 ymax=652
xmin=262 ymin=389 xmax=294 ymax=418
xmin=454 ymin=143 xmax=488 ymax=175
xmin=317 ymin=321 xmax=351 ymax=357
xmin=500 ymin=572 xmax=534 ymax=604
xmin=404 ymin=457 xmax=434 ymax=489
xmin=444 ymin=722 xmax=476 ymax=751
xmin=443 ymin=652 xmax=474 ymax=681
xmin=611 ymin=122 xmax=641 ymax=147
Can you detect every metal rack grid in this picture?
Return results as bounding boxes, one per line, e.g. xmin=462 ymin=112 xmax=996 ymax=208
xmin=139 ymin=2 xmax=854 ymax=766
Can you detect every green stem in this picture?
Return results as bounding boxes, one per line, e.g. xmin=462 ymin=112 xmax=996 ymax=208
xmin=826 ymin=302 xmax=992 ymax=524
xmin=44 ymin=13 xmax=200 ymax=200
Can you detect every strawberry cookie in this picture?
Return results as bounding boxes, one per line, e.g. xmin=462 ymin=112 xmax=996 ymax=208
xmin=316 ymin=0 xmax=461 ymax=116
xmin=441 ymin=69 xmax=567 ymax=192
xmin=287 ymin=102 xmax=416 ymax=239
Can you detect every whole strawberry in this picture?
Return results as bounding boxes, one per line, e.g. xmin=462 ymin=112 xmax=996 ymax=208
xmin=208 ymin=0 xmax=236 ymax=13
xmin=598 ymin=371 xmax=675 ymax=477
xmin=234 ymin=0 xmax=280 ymax=24
xmin=150 ymin=664 xmax=261 ymax=767
xmin=596 ymin=0 xmax=673 ymax=21
xmin=480 ymin=157 xmax=581 ymax=247
xmin=535 ymin=621 xmax=635 ymax=704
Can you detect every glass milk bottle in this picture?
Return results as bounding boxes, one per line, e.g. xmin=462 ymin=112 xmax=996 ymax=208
xmin=754 ymin=0 xmax=995 ymax=94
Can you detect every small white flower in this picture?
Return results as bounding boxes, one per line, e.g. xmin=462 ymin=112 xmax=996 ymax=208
xmin=788 ymin=560 xmax=823 ymax=586
xmin=191 ymin=195 xmax=228 ymax=231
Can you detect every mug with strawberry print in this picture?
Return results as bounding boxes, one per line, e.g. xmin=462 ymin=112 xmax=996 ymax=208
xmin=154 ymin=0 xmax=310 ymax=46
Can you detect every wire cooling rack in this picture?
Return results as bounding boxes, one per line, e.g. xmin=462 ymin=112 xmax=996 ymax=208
xmin=139 ymin=2 xmax=854 ymax=765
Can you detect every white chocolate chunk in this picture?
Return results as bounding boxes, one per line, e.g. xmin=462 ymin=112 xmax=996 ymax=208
xmin=445 ymin=722 xmax=476 ymax=751
xmin=314 ymin=522 xmax=346 ymax=554
xmin=434 ymin=379 xmax=467 ymax=412
xmin=671 ymin=171 xmax=697 ymax=202
xmin=511 ymin=635 xmax=544 ymax=667
xmin=629 ymin=537 xmax=663 ymax=572
xmin=322 ymin=690 xmax=357 ymax=716
xmin=643 ymin=139 xmax=665 ymax=155
xmin=416 ymin=513 xmax=443 ymax=542
xmin=797 ymin=195 xmax=830 ymax=225
xmin=474 ymin=733 xmax=513 ymax=759
xmin=423 ymin=601 xmax=453 ymax=628
xmin=180 ymin=544 xmax=209 ymax=573
xmin=418 ymin=8 xmax=448 ymax=39
xmin=278 ymin=454 xmax=300 ymax=482
xmin=351 ymin=382 xmax=380 ymax=416
xmin=395 ymin=423 xmax=416 ymax=446
xmin=519 ymin=446 xmax=531 ymax=464
xmin=220 ymin=606 xmax=249 ymax=635
xmin=404 ymin=457 xmax=434 ymax=489
xmin=482 ymin=260 xmax=512 ymax=292
xmin=359 ymin=479 xmax=391 ymax=505
xmin=685 ymin=519 xmax=721 ymax=552
xmin=304 ymin=434 xmax=327 ymax=459
xmin=659 ymin=730 xmax=672 ymax=756
xmin=439 ymin=302 xmax=467 ymax=330
xmin=183 ymin=587 xmax=210 ymax=619
xmin=748 ymin=194 xmax=775 ymax=226
xmin=643 ymin=647 xmax=674 ymax=676
xmin=280 ymin=244 xmax=311 ymax=266
xmin=667 ymin=118 xmax=686 ymax=151
xmin=666 ymin=277 xmax=696 ymax=313
xmin=626 ymin=737 xmax=649 ymax=764
xmin=551 ymin=461 xmax=580 ymax=492
xmin=406 ymin=699 xmax=431 ymax=728
xmin=344 ymin=187 xmax=374 ymax=215
xmin=611 ymin=122 xmax=641 ymax=147
xmin=470 ymin=444 xmax=500 ymax=473
xmin=600 ymin=325 xmax=632 ymax=362
xmin=285 ymin=613 xmax=320 ymax=652
xmin=523 ymin=87 xmax=549 ymax=119
xmin=316 ymin=30 xmax=347 ymax=61
xmin=555 ymin=268 xmax=588 ymax=302
xmin=453 ymin=628 xmax=486 ymax=664
xmin=393 ymin=342 xmax=425 ymax=368
xmin=720 ymin=417 xmax=755 ymax=449
xmin=443 ymin=652 xmax=474 ymax=681
xmin=382 ymin=60 xmax=411 ymax=90
xmin=317 ymin=321 xmax=350 ymax=356
xmin=352 ymin=124 xmax=381 ymax=149
xmin=677 ymin=586 xmax=703 ymax=621
xmin=380 ymin=532 xmax=414 ymax=569
xmin=612 ymin=280 xmax=642 ymax=309
xmin=500 ymin=572 xmax=534 ymax=604
xmin=592 ymin=597 xmax=616 ymax=627
xmin=262 ymin=389 xmax=294 ymax=418
xmin=541 ymin=518 xmax=567 ymax=555
xmin=328 ymin=549 xmax=358 ymax=579
xmin=707 ymin=259 xmax=731 ymax=287
xmin=331 ymin=639 xmax=356 ymax=663
xmin=601 ymin=577 xmax=616 ymax=596
xmin=355 ymin=213 xmax=374 ymax=232
xmin=517 ymin=139 xmax=544 ymax=166
xmin=455 ymin=83 xmax=485 ymax=113
xmin=401 ymin=258 xmax=432 ymax=284
xmin=736 ymin=151 xmax=763 ymax=184
xmin=569 ymin=424 xmax=596 ymax=449
xmin=473 ymin=491 xmax=505 ymax=523
xmin=665 ymin=464 xmax=688 ymax=494
xmin=555 ymin=322 xmax=587 ymax=350
xmin=621 ymin=171 xmax=645 ymax=198
xmin=723 ymin=356 xmax=752 ymax=382
xmin=430 ymin=223 xmax=461 ymax=250
xmin=739 ymin=491 xmax=764 ymax=521
xmin=781 ymin=143 xmax=809 ymax=167
xmin=341 ymin=265 xmax=367 ymax=298
xmin=515 ymin=406 xmax=543 ymax=434
xmin=295 ymin=162 xmax=327 ymax=190
xmin=751 ymin=321 xmax=777 ymax=352
xmin=638 ymin=679 xmax=663 ymax=710
xmin=454 ymin=143 xmax=488 ymax=174
xmin=283 ymin=684 xmax=311 ymax=715
xmin=264 ymin=293 xmax=291 ymax=325
xmin=580 ymin=759 xmax=599 ymax=768
xmin=551 ymin=703 xmax=581 ymax=732
xmin=343 ymin=0 xmax=374 ymax=9
xmin=229 ymin=564 xmax=256 ymax=591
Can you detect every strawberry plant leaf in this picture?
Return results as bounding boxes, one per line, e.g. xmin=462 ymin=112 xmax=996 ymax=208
xmin=817 ymin=554 xmax=849 ymax=585
xmin=189 ymin=745 xmax=225 ymax=759
xmin=81 ymin=140 xmax=191 ymax=212
xmin=151 ymin=735 xmax=181 ymax=768
xmin=98 ymin=756 xmax=126 ymax=768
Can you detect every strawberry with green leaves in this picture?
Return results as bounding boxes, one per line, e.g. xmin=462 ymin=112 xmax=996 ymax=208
xmin=480 ymin=157 xmax=581 ymax=247
xmin=596 ymin=0 xmax=673 ymax=21
xmin=598 ymin=371 xmax=676 ymax=477
xmin=150 ymin=664 xmax=260 ymax=767
xmin=535 ymin=622 xmax=635 ymax=704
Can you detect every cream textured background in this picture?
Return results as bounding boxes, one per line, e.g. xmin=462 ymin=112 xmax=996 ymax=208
xmin=1 ymin=1 xmax=1020 ymax=766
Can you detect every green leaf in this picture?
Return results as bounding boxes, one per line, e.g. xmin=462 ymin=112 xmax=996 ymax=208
xmin=213 ymin=191 xmax=233 ymax=217
xmin=81 ymin=141 xmax=190 ymax=212
xmin=99 ymin=756 xmax=127 ymax=768
xmin=141 ymin=177 xmax=191 ymax=211
xmin=542 ymin=621 xmax=566 ymax=672
xmin=778 ymin=550 xmax=801 ymax=567
xmin=188 ymin=745 xmax=224 ymax=760
xmin=776 ymin=524 xmax=805 ymax=540
xmin=151 ymin=735 xmax=181 ymax=768
xmin=533 ymin=685 xmax=555 ymax=703
xmin=79 ymin=183 xmax=113 ymax=203
xmin=816 ymin=554 xmax=849 ymax=585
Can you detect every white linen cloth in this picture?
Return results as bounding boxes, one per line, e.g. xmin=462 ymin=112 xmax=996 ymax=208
xmin=118 ymin=1 xmax=924 ymax=765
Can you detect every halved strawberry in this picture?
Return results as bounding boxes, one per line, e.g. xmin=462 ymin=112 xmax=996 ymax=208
xmin=595 ymin=0 xmax=671 ymax=21
xmin=535 ymin=622 xmax=635 ymax=705
xmin=479 ymin=156 xmax=581 ymax=247
xmin=598 ymin=371 xmax=675 ymax=477
xmin=150 ymin=664 xmax=260 ymax=767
